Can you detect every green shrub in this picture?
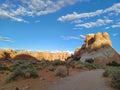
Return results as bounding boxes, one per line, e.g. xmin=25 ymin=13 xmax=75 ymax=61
xmin=0 ymin=63 xmax=9 ymax=71
xmin=85 ymin=58 xmax=94 ymax=63
xmin=103 ymin=67 xmax=120 ymax=89
xmin=52 ymin=60 xmax=65 ymax=66
xmin=111 ymin=69 xmax=120 ymax=89
xmin=46 ymin=65 xmax=55 ymax=71
xmin=0 ymin=66 xmax=9 ymax=71
xmin=106 ymin=61 xmax=120 ymax=67
xmin=103 ymin=70 xmax=109 ymax=77
xmin=54 ymin=66 xmax=67 ymax=77
xmin=84 ymin=63 xmax=97 ymax=70
xmin=6 ymin=60 xmax=39 ymax=83
xmin=65 ymin=61 xmax=76 ymax=69
xmin=76 ymin=64 xmax=84 ymax=69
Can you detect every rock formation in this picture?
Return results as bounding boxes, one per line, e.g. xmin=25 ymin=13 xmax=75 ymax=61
xmin=34 ymin=52 xmax=69 ymax=61
xmin=82 ymin=32 xmax=112 ymax=50
xmin=0 ymin=50 xmax=69 ymax=61
xmin=73 ymin=32 xmax=120 ymax=65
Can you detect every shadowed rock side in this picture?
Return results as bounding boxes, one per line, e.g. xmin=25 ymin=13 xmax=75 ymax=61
xmin=73 ymin=32 xmax=120 ymax=65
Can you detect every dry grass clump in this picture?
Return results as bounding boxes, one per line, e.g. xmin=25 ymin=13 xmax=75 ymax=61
xmin=54 ymin=66 xmax=68 ymax=77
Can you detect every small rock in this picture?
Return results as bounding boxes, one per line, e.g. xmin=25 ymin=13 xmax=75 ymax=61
xmin=22 ymin=86 xmax=30 ymax=90
xmin=39 ymin=77 xmax=45 ymax=80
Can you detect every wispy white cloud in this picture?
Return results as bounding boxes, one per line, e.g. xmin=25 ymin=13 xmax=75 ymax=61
xmin=58 ymin=3 xmax=120 ymax=22
xmin=58 ymin=10 xmax=103 ymax=22
xmin=61 ymin=36 xmax=81 ymax=40
xmin=112 ymin=22 xmax=120 ymax=28
xmin=105 ymin=27 xmax=110 ymax=29
xmin=75 ymin=19 xmax=113 ymax=28
xmin=0 ymin=36 xmax=13 ymax=42
xmin=61 ymin=35 xmax=85 ymax=40
xmin=80 ymin=35 xmax=86 ymax=39
xmin=113 ymin=33 xmax=118 ymax=37
xmin=34 ymin=20 xmax=40 ymax=23
xmin=0 ymin=0 xmax=80 ymax=22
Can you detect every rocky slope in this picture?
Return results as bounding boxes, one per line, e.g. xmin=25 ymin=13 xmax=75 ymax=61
xmin=73 ymin=32 xmax=120 ymax=65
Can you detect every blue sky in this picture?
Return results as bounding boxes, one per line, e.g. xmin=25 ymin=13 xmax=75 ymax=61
xmin=0 ymin=0 xmax=120 ymax=53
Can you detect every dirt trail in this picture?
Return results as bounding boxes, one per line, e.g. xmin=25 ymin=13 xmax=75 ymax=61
xmin=41 ymin=69 xmax=113 ymax=90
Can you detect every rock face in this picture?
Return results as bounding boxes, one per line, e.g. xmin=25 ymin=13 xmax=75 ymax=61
xmin=73 ymin=32 xmax=120 ymax=65
xmin=82 ymin=32 xmax=112 ymax=50
xmin=34 ymin=52 xmax=69 ymax=61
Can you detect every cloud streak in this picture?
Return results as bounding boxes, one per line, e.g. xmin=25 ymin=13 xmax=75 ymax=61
xmin=61 ymin=35 xmax=85 ymax=40
xmin=0 ymin=36 xmax=13 ymax=42
xmin=75 ymin=19 xmax=113 ymax=28
xmin=112 ymin=22 xmax=120 ymax=28
xmin=58 ymin=3 xmax=120 ymax=22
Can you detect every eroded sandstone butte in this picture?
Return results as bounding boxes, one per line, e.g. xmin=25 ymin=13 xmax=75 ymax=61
xmin=73 ymin=32 xmax=120 ymax=65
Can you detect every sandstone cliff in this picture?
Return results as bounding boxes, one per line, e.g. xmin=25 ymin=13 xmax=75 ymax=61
xmin=34 ymin=52 xmax=69 ymax=61
xmin=0 ymin=50 xmax=69 ymax=61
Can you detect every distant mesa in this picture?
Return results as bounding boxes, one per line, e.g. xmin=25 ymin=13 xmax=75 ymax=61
xmin=73 ymin=32 xmax=120 ymax=65
xmin=0 ymin=50 xmax=69 ymax=61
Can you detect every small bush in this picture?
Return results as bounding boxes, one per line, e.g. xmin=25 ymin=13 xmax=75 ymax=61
xmin=84 ymin=63 xmax=97 ymax=70
xmin=0 ymin=66 xmax=9 ymax=71
xmin=76 ymin=64 xmax=84 ymax=69
xmin=65 ymin=61 xmax=74 ymax=69
xmin=6 ymin=60 xmax=39 ymax=83
xmin=103 ymin=67 xmax=120 ymax=89
xmin=106 ymin=61 xmax=120 ymax=67
xmin=103 ymin=70 xmax=109 ymax=77
xmin=46 ymin=65 xmax=55 ymax=71
xmin=54 ymin=66 xmax=67 ymax=77
xmin=85 ymin=58 xmax=94 ymax=63
xmin=111 ymin=69 xmax=120 ymax=89
xmin=0 ymin=63 xmax=9 ymax=71
xmin=52 ymin=60 xmax=65 ymax=66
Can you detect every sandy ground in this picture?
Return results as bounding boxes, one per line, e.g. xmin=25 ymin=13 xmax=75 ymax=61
xmin=41 ymin=69 xmax=113 ymax=90
xmin=0 ymin=69 xmax=113 ymax=90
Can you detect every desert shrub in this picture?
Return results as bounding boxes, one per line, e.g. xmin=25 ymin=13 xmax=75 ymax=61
xmin=111 ymin=68 xmax=120 ymax=89
xmin=103 ymin=67 xmax=119 ymax=77
xmin=46 ymin=65 xmax=55 ymax=71
xmin=84 ymin=63 xmax=97 ymax=70
xmin=0 ymin=66 xmax=9 ymax=71
xmin=0 ymin=63 xmax=9 ymax=71
xmin=6 ymin=60 xmax=39 ymax=83
xmin=103 ymin=67 xmax=120 ymax=89
xmin=34 ymin=65 xmax=44 ymax=70
xmin=65 ymin=61 xmax=76 ymax=69
xmin=103 ymin=69 xmax=110 ymax=77
xmin=40 ymin=60 xmax=49 ymax=65
xmin=54 ymin=66 xmax=67 ymax=77
xmin=106 ymin=61 xmax=120 ymax=67
xmin=52 ymin=60 xmax=65 ymax=66
xmin=36 ymin=60 xmax=52 ymax=70
xmin=76 ymin=63 xmax=85 ymax=69
xmin=85 ymin=58 xmax=94 ymax=63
